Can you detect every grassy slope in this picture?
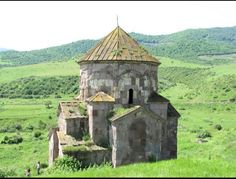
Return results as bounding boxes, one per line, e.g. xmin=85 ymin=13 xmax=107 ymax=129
xmin=0 ymin=60 xmax=80 ymax=83
xmin=0 ymin=57 xmax=235 ymax=177
xmin=0 ymin=97 xmax=72 ymax=177
xmin=43 ymin=158 xmax=236 ymax=177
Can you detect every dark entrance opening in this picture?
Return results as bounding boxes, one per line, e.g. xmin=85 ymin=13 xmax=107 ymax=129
xmin=128 ymin=89 xmax=133 ymax=104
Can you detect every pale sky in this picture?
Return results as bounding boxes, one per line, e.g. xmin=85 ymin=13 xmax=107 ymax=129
xmin=0 ymin=1 xmax=236 ymax=51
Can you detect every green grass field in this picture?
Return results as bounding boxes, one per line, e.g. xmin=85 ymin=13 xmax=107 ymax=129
xmin=0 ymin=60 xmax=80 ymax=83
xmin=0 ymin=55 xmax=235 ymax=177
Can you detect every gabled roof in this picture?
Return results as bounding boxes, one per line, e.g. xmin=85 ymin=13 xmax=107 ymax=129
xmin=147 ymin=92 xmax=170 ymax=103
xmin=167 ymin=103 xmax=181 ymax=118
xmin=78 ymin=26 xmax=160 ymax=65
xmin=86 ymin=91 xmax=115 ymax=103
xmin=109 ymin=105 xmax=164 ymax=123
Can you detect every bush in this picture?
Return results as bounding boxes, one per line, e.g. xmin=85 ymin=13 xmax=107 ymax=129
xmin=197 ymin=130 xmax=212 ymax=139
xmin=55 ymin=94 xmax=62 ymax=98
xmin=0 ymin=127 xmax=8 ymax=133
xmin=25 ymin=125 xmax=34 ymax=131
xmin=34 ymin=131 xmax=42 ymax=138
xmin=82 ymin=132 xmax=90 ymax=141
xmin=40 ymin=163 xmax=48 ymax=169
xmin=53 ymin=155 xmax=82 ymax=172
xmin=15 ymin=124 xmax=22 ymax=131
xmin=38 ymin=120 xmax=47 ymax=130
xmin=0 ymin=168 xmax=16 ymax=177
xmin=148 ymin=154 xmax=157 ymax=162
xmin=1 ymin=135 xmax=23 ymax=144
xmin=214 ymin=124 xmax=222 ymax=131
xmin=48 ymin=115 xmax=52 ymax=120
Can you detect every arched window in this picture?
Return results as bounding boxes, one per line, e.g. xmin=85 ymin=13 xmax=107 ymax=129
xmin=128 ymin=89 xmax=133 ymax=104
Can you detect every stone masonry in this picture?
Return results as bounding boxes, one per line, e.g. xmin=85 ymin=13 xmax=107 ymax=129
xmin=49 ymin=25 xmax=180 ymax=168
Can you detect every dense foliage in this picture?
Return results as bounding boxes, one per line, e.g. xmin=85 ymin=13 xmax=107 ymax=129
xmin=51 ymin=155 xmax=82 ymax=172
xmin=0 ymin=76 xmax=79 ymax=98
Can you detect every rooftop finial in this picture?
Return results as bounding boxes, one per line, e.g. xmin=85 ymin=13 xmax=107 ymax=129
xmin=117 ymin=15 xmax=119 ymax=27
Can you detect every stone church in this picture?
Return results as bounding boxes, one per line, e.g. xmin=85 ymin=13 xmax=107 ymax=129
xmin=49 ymin=26 xmax=180 ymax=168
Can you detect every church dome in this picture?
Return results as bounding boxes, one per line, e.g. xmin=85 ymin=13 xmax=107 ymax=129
xmin=78 ymin=26 xmax=160 ymax=65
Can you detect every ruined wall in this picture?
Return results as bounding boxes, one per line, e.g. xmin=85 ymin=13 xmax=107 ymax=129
xmin=87 ymin=102 xmax=113 ymax=146
xmin=65 ymin=117 xmax=88 ymax=140
xmin=79 ymin=62 xmax=158 ymax=105
xmin=58 ymin=112 xmax=88 ymax=139
xmin=111 ymin=109 xmax=162 ymax=167
xmin=48 ymin=129 xmax=59 ymax=167
xmin=63 ymin=148 xmax=111 ymax=167
xmin=58 ymin=112 xmax=66 ymax=134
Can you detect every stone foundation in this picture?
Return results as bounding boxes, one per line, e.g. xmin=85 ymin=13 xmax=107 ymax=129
xmin=63 ymin=146 xmax=111 ymax=167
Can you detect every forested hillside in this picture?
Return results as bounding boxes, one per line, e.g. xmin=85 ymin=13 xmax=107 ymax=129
xmin=131 ymin=26 xmax=236 ymax=63
xmin=0 ymin=40 xmax=97 ymax=66
xmin=1 ymin=26 xmax=236 ymax=67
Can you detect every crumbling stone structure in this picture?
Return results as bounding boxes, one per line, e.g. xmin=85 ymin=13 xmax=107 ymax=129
xmin=49 ymin=26 xmax=180 ymax=168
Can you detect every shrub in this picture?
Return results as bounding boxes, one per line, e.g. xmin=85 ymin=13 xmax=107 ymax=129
xmin=25 ymin=125 xmax=34 ymax=131
xmin=214 ymin=124 xmax=222 ymax=131
xmin=48 ymin=115 xmax=52 ymax=120
xmin=38 ymin=120 xmax=47 ymax=130
xmin=34 ymin=131 xmax=42 ymax=138
xmin=40 ymin=163 xmax=48 ymax=169
xmin=78 ymin=102 xmax=87 ymax=116
xmin=15 ymin=124 xmax=22 ymax=131
xmin=197 ymin=130 xmax=212 ymax=139
xmin=0 ymin=168 xmax=16 ymax=177
xmin=55 ymin=94 xmax=62 ymax=98
xmin=148 ymin=154 xmax=157 ymax=162
xmin=53 ymin=155 xmax=82 ymax=172
xmin=1 ymin=135 xmax=23 ymax=144
xmin=82 ymin=132 xmax=90 ymax=141
xmin=0 ymin=127 xmax=8 ymax=133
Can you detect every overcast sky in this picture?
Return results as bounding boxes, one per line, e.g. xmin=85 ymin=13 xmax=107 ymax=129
xmin=1 ymin=1 xmax=236 ymax=51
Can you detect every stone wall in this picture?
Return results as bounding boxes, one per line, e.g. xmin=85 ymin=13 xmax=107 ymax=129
xmin=111 ymin=108 xmax=162 ymax=167
xmin=79 ymin=62 xmax=158 ymax=105
xmin=58 ymin=112 xmax=88 ymax=139
xmin=58 ymin=113 xmax=66 ymax=134
xmin=65 ymin=117 xmax=88 ymax=140
xmin=148 ymin=102 xmax=168 ymax=119
xmin=87 ymin=102 xmax=113 ymax=146
xmin=166 ymin=117 xmax=178 ymax=158
xmin=63 ymin=148 xmax=111 ymax=167
xmin=48 ymin=128 xmax=59 ymax=167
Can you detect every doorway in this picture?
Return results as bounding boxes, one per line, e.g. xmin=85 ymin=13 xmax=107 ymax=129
xmin=128 ymin=89 xmax=133 ymax=104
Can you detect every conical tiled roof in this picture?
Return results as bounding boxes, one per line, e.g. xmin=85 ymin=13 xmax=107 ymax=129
xmin=78 ymin=26 xmax=160 ymax=64
xmin=86 ymin=91 xmax=115 ymax=102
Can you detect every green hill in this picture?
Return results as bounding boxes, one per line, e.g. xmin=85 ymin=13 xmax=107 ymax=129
xmin=0 ymin=40 xmax=97 ymax=67
xmin=1 ymin=26 xmax=236 ymax=67
xmin=131 ymin=26 xmax=236 ymax=64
